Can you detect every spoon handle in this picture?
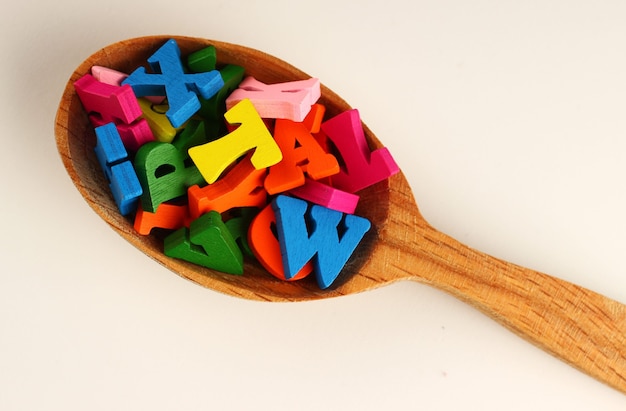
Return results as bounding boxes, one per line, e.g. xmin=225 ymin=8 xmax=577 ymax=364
xmin=388 ymin=214 xmax=626 ymax=392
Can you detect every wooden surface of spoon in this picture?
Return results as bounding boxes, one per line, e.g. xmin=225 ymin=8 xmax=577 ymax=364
xmin=55 ymin=35 xmax=626 ymax=393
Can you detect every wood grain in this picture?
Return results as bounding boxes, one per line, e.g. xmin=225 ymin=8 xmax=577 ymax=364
xmin=55 ymin=35 xmax=626 ymax=393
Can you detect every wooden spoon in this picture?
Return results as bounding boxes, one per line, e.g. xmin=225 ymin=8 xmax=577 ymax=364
xmin=55 ymin=35 xmax=626 ymax=393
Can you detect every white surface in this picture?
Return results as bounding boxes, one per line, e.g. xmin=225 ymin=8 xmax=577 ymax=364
xmin=2 ymin=0 xmax=626 ymax=409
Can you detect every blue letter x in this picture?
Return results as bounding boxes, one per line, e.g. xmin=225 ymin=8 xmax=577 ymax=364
xmin=122 ymin=39 xmax=224 ymax=128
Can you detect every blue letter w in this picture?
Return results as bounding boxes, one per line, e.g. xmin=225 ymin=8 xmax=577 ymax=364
xmin=272 ymin=195 xmax=371 ymax=289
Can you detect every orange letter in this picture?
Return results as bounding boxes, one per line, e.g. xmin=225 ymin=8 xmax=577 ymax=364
xmin=187 ymin=155 xmax=267 ymax=219
xmin=247 ymin=203 xmax=312 ymax=281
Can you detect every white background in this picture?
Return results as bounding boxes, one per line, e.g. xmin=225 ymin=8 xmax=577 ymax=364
xmin=2 ymin=0 xmax=626 ymax=409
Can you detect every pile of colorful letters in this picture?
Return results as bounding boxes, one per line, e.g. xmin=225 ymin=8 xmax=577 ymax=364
xmin=74 ymin=38 xmax=399 ymax=289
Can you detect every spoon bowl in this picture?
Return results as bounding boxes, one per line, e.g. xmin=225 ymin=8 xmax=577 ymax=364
xmin=55 ymin=35 xmax=391 ymax=301
xmin=55 ymin=35 xmax=626 ymax=392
